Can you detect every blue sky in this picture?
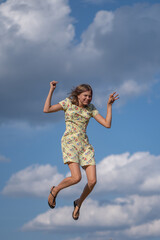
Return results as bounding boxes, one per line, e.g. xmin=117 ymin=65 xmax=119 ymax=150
xmin=0 ymin=0 xmax=160 ymax=240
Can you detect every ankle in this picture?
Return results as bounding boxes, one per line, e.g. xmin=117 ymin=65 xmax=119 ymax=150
xmin=52 ymin=186 xmax=59 ymax=196
xmin=76 ymin=198 xmax=81 ymax=207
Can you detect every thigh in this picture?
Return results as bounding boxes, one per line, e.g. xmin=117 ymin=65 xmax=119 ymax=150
xmin=61 ymin=137 xmax=79 ymax=164
xmin=80 ymin=144 xmax=95 ymax=166
xmin=68 ymin=162 xmax=81 ymax=179
xmin=83 ymin=165 xmax=97 ymax=182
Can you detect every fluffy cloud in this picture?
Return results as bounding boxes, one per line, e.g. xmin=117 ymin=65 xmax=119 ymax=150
xmin=0 ymin=1 xmax=160 ymax=125
xmin=0 ymin=0 xmax=74 ymax=45
xmin=3 ymin=151 xmax=160 ymax=239
xmin=125 ymin=219 xmax=160 ymax=237
xmin=2 ymin=152 xmax=160 ymax=197
xmin=2 ymin=164 xmax=64 ymax=197
xmin=97 ymin=152 xmax=160 ymax=194
xmin=22 ymin=198 xmax=130 ymax=231
xmin=22 ymin=195 xmax=160 ymax=239
xmin=0 ymin=0 xmax=74 ymax=125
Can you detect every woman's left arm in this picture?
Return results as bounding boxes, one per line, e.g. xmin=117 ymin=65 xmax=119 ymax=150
xmin=94 ymin=92 xmax=119 ymax=128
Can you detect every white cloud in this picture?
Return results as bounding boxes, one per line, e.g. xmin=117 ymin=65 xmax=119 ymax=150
xmin=125 ymin=219 xmax=160 ymax=237
xmin=96 ymin=152 xmax=160 ymax=194
xmin=2 ymin=164 xmax=64 ymax=197
xmin=2 ymin=151 xmax=160 ymax=239
xmin=0 ymin=0 xmax=74 ymax=45
xmin=78 ymin=10 xmax=114 ymax=53
xmin=0 ymin=0 xmax=75 ymax=125
xmin=140 ymin=175 xmax=160 ymax=192
xmin=116 ymin=79 xmax=151 ymax=105
xmin=22 ymin=195 xmax=160 ymax=239
xmin=0 ymin=154 xmax=10 ymax=162
xmin=2 ymin=152 xmax=160 ymax=197
xmin=0 ymin=1 xmax=160 ymax=125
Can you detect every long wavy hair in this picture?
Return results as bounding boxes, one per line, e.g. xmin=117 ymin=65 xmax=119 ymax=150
xmin=69 ymin=84 xmax=93 ymax=106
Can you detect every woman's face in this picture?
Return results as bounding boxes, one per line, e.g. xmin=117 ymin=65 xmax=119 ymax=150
xmin=78 ymin=90 xmax=92 ymax=107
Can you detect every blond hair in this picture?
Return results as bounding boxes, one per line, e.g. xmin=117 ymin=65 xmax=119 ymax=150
xmin=69 ymin=84 xmax=93 ymax=106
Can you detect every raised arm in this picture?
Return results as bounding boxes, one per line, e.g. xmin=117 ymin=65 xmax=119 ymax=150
xmin=43 ymin=81 xmax=63 ymax=113
xmin=94 ymin=92 xmax=119 ymax=128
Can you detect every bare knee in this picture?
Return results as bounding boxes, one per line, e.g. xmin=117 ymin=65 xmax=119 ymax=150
xmin=88 ymin=178 xmax=97 ymax=189
xmin=72 ymin=175 xmax=82 ymax=184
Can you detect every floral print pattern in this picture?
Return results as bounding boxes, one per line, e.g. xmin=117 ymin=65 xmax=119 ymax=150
xmin=59 ymin=98 xmax=99 ymax=166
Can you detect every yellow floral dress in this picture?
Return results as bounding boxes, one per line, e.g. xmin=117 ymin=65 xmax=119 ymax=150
xmin=59 ymin=98 xmax=99 ymax=166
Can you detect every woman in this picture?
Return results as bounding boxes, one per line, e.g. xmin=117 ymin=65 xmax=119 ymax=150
xmin=43 ymin=81 xmax=119 ymax=220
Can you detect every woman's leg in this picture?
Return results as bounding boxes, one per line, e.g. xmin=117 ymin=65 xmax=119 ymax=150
xmin=72 ymin=165 xmax=97 ymax=218
xmin=48 ymin=162 xmax=81 ymax=206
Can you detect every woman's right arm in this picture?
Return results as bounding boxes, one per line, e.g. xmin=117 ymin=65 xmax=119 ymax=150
xmin=43 ymin=81 xmax=63 ymax=113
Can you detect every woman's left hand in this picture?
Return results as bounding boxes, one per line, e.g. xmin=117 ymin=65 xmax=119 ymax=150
xmin=108 ymin=92 xmax=119 ymax=105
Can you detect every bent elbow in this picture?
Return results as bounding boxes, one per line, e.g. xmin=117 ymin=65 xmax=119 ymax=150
xmin=105 ymin=120 xmax=111 ymax=128
xmin=43 ymin=109 xmax=49 ymax=113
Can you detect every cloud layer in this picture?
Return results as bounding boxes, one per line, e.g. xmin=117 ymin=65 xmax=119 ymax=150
xmin=2 ymin=164 xmax=64 ymax=197
xmin=2 ymin=152 xmax=160 ymax=197
xmin=22 ymin=195 xmax=160 ymax=239
xmin=0 ymin=0 xmax=160 ymax=125
xmin=2 ymin=151 xmax=160 ymax=239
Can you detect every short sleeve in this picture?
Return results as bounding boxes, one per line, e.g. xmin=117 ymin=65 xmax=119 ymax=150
xmin=89 ymin=104 xmax=99 ymax=118
xmin=59 ymin=98 xmax=70 ymax=111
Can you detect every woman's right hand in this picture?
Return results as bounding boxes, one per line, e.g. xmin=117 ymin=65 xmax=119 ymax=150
xmin=50 ymin=81 xmax=58 ymax=91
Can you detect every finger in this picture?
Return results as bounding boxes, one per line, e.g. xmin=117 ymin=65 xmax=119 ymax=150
xmin=114 ymin=94 xmax=119 ymax=98
xmin=110 ymin=92 xmax=116 ymax=97
xmin=52 ymin=81 xmax=58 ymax=84
xmin=51 ymin=81 xmax=58 ymax=86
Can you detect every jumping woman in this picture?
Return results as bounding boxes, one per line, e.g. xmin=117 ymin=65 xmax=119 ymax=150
xmin=43 ymin=81 xmax=119 ymax=220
